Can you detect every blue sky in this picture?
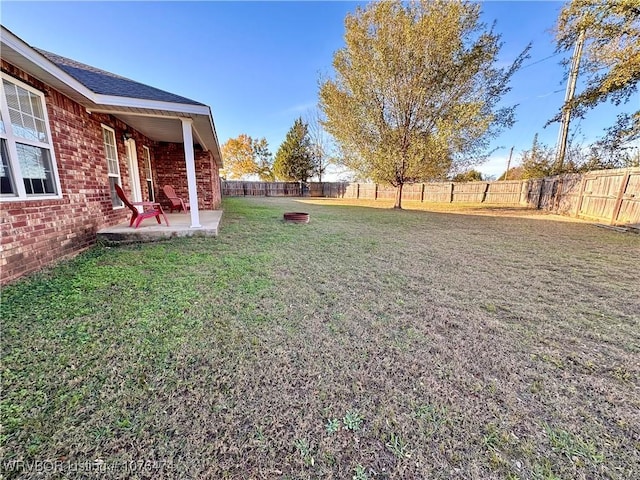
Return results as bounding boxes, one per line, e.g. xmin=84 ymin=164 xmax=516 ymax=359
xmin=2 ymin=1 xmax=634 ymax=179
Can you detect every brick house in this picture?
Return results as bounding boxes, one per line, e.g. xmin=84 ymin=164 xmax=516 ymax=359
xmin=0 ymin=26 xmax=223 ymax=285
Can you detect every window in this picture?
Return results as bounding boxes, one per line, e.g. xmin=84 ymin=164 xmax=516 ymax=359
xmin=0 ymin=74 xmax=61 ymax=199
xmin=142 ymin=146 xmax=154 ymax=202
xmin=102 ymin=125 xmax=122 ymax=208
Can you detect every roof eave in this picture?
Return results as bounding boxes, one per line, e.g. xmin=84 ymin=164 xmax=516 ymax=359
xmin=1 ymin=25 xmax=222 ymax=165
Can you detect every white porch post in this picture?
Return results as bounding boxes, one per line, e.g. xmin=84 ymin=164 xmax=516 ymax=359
xmin=181 ymin=118 xmax=201 ymax=228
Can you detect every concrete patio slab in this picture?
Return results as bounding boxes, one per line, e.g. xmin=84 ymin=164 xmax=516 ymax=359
xmin=97 ymin=210 xmax=222 ymax=244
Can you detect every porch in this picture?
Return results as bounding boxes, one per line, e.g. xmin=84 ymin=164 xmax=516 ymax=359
xmin=97 ymin=210 xmax=222 ymax=244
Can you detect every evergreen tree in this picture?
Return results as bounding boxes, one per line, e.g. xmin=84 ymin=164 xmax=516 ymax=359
xmin=273 ymin=118 xmax=315 ymax=182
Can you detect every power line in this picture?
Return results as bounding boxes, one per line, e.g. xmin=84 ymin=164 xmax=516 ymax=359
xmin=520 ymin=52 xmax=563 ymax=70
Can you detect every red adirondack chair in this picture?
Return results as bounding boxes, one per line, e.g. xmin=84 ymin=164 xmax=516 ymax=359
xmin=115 ymin=184 xmax=169 ymax=228
xmin=162 ymin=185 xmax=190 ymax=213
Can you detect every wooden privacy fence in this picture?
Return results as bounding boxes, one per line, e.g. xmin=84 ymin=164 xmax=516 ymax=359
xmin=223 ymin=181 xmax=301 ymax=197
xmin=221 ymin=167 xmax=640 ymax=226
xmin=527 ymin=168 xmax=640 ymax=226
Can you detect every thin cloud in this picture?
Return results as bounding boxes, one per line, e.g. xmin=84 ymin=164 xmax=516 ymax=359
xmin=280 ymin=101 xmax=317 ymax=116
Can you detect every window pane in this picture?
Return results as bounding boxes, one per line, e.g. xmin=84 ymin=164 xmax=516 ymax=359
xmin=102 ymin=128 xmax=119 ymax=175
xmin=4 ymin=81 xmax=19 ymax=110
xmin=0 ymin=139 xmax=15 ymax=195
xmin=30 ymin=92 xmax=45 ymax=120
xmin=0 ymin=110 xmax=5 ymax=134
xmin=147 ymin=180 xmax=154 ymax=202
xmin=16 ymin=143 xmax=57 ymax=195
xmin=2 ymin=79 xmax=48 ymax=142
xmin=109 ymin=177 xmax=123 ymax=207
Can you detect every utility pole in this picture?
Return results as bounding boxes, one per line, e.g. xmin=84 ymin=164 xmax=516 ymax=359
xmin=554 ymin=29 xmax=585 ymax=174
xmin=504 ymin=146 xmax=514 ymax=180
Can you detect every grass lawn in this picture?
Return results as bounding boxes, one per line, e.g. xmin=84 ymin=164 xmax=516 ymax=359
xmin=2 ymin=197 xmax=639 ymax=479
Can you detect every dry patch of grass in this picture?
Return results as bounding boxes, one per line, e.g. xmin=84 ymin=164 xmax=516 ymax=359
xmin=2 ymin=197 xmax=639 ymax=479
xmin=299 ymin=197 xmax=589 ymax=222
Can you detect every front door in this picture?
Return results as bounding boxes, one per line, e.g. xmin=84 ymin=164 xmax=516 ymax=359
xmin=125 ymin=139 xmax=143 ymax=211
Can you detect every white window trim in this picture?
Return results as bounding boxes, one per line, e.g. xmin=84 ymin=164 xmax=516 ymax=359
xmin=101 ymin=124 xmax=124 ymax=209
xmin=142 ymin=145 xmax=154 ymax=202
xmin=0 ymin=72 xmax=62 ymax=201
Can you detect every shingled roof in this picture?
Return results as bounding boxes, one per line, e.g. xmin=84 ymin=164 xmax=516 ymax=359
xmin=35 ymin=48 xmax=205 ymax=106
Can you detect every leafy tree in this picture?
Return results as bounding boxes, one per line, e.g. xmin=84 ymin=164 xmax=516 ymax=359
xmin=576 ymin=141 xmax=640 ymax=172
xmin=555 ymin=0 xmax=640 ymax=144
xmin=497 ymin=165 xmax=524 ymax=181
xmin=221 ymin=134 xmax=255 ymax=180
xmin=305 ymin=108 xmax=335 ymax=182
xmin=273 ymin=118 xmax=315 ymax=182
xmin=319 ymin=0 xmax=529 ymax=208
xmin=221 ymin=134 xmax=274 ymax=180
xmin=452 ymin=169 xmax=483 ymax=182
xmin=520 ymin=134 xmax=556 ymax=179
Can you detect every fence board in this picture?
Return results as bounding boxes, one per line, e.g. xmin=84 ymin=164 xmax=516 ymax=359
xmin=485 ymin=181 xmax=524 ymax=204
xmin=579 ymin=173 xmax=622 ymax=221
xmin=453 ymin=182 xmax=487 ymax=203
xmin=423 ymin=183 xmax=452 ymax=202
xmin=617 ymin=172 xmax=640 ymax=225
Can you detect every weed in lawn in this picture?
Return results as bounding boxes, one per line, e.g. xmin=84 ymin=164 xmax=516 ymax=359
xmin=486 ymin=381 xmax=498 ymax=395
xmin=91 ymin=426 xmax=113 ymax=441
xmin=532 ymin=459 xmax=562 ymax=480
xmin=482 ymin=423 xmax=511 ymax=452
xmin=484 ymin=303 xmax=498 ymax=313
xmin=294 ymin=438 xmax=315 ymax=467
xmin=541 ymin=354 xmax=565 ymax=369
xmin=253 ymin=427 xmax=266 ymax=443
xmin=115 ymin=416 xmax=132 ymax=430
xmin=611 ymin=365 xmax=632 ymax=383
xmin=0 ymin=402 xmax=23 ymax=431
xmin=353 ymin=464 xmax=368 ymax=480
xmin=488 ymin=450 xmax=509 ymax=470
xmin=529 ymin=378 xmax=544 ymax=394
xmin=544 ymin=425 xmax=604 ymax=465
xmin=386 ymin=433 xmax=411 ymax=459
xmin=414 ymin=403 xmax=449 ymax=436
xmin=326 ymin=418 xmax=341 ymax=434
xmin=343 ymin=410 xmax=364 ymax=431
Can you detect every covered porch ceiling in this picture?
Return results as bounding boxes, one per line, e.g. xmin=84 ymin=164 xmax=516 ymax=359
xmin=88 ymin=107 xmax=222 ymax=166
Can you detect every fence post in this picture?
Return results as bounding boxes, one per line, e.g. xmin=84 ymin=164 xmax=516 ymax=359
xmin=356 ymin=183 xmax=360 ymax=199
xmin=536 ymin=179 xmax=545 ymax=209
xmin=610 ymin=171 xmax=631 ymax=225
xmin=374 ymin=183 xmax=378 ymax=200
xmin=481 ymin=182 xmax=490 ymax=203
xmin=421 ymin=183 xmax=425 ymax=203
xmin=554 ymin=177 xmax=564 ymax=211
xmin=450 ymin=183 xmax=454 ymax=203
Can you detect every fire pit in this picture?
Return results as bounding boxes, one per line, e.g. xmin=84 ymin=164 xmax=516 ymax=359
xmin=283 ymin=212 xmax=310 ymax=224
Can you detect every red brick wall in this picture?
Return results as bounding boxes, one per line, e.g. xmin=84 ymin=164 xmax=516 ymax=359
xmin=154 ymin=144 xmax=222 ymax=210
xmin=1 ymin=61 xmax=220 ymax=285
